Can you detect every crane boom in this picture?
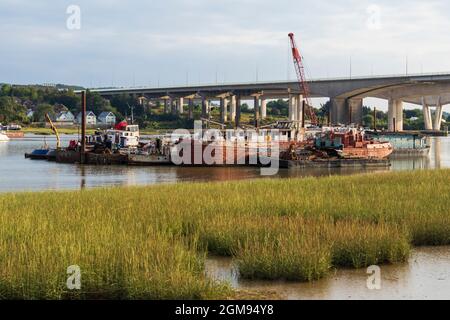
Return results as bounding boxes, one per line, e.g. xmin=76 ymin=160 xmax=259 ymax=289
xmin=288 ymin=33 xmax=318 ymax=125
xmin=45 ymin=113 xmax=61 ymax=149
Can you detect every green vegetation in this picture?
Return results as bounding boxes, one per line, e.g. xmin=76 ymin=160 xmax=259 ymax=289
xmin=0 ymin=96 xmax=28 ymax=124
xmin=361 ymin=106 xmax=444 ymax=130
xmin=0 ymin=170 xmax=449 ymax=299
xmin=2 ymin=84 xmax=448 ymax=131
xmin=21 ymin=127 xmax=97 ymax=135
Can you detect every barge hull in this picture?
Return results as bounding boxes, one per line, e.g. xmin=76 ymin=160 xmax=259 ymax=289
xmin=6 ymin=131 xmax=24 ymax=139
xmin=281 ymin=158 xmax=391 ymax=169
xmin=56 ymin=150 xmax=128 ymax=165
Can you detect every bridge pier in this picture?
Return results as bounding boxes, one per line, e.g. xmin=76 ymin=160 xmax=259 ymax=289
xmin=235 ymin=96 xmax=241 ymax=127
xmin=289 ymin=94 xmax=297 ymax=121
xmin=178 ymin=98 xmax=184 ymax=114
xmin=253 ymin=95 xmax=260 ymax=127
xmin=331 ymin=98 xmax=347 ymax=124
xmin=201 ymin=97 xmax=209 ymax=119
xmin=229 ymin=95 xmax=236 ymax=123
xmin=163 ymin=99 xmax=170 ymax=114
xmin=422 ymin=98 xmax=433 ymax=130
xmin=296 ymin=95 xmax=303 ymax=125
xmin=220 ymin=97 xmax=228 ymax=124
xmin=171 ymin=99 xmax=178 ymax=115
xmin=348 ymin=98 xmax=363 ymax=126
xmin=261 ymin=98 xmax=267 ymax=119
xmin=188 ymin=99 xmax=194 ymax=120
xmin=388 ymin=99 xmax=403 ymax=132
xmin=433 ymin=98 xmax=444 ymax=131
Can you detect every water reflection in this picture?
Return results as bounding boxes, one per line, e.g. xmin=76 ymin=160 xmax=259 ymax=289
xmin=434 ymin=138 xmax=442 ymax=168
xmin=0 ymin=135 xmax=449 ymax=193
xmin=205 ymin=247 xmax=450 ymax=300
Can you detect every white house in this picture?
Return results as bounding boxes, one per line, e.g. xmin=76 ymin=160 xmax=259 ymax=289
xmin=77 ymin=111 xmax=97 ymax=125
xmin=98 ymin=112 xmax=116 ymax=126
xmin=54 ymin=111 xmax=75 ymax=123
xmin=26 ymin=109 xmax=34 ymax=119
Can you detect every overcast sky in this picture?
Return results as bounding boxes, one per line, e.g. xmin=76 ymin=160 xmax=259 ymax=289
xmin=2 ymin=0 xmax=450 ymax=96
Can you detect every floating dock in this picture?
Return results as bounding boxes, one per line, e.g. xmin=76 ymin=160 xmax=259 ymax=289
xmin=365 ymin=131 xmax=431 ymax=157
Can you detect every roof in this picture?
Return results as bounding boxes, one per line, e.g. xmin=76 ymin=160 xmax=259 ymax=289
xmin=56 ymin=111 xmax=74 ymax=117
xmin=77 ymin=111 xmax=96 ymax=117
xmin=98 ymin=111 xmax=115 ymax=118
xmin=273 ymin=121 xmax=295 ymax=130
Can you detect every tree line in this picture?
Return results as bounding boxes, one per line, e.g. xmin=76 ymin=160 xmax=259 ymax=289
xmin=0 ymin=84 xmax=147 ymax=125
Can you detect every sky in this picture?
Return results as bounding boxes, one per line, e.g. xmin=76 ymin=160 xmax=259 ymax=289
xmin=1 ymin=0 xmax=450 ymax=110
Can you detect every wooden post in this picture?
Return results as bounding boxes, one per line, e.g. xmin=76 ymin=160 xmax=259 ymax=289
xmin=373 ymin=108 xmax=377 ymax=131
xmin=81 ymin=91 xmax=87 ymax=164
xmin=302 ymin=100 xmax=306 ymax=128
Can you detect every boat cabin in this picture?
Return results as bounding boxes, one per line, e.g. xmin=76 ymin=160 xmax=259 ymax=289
xmin=106 ymin=125 xmax=140 ymax=148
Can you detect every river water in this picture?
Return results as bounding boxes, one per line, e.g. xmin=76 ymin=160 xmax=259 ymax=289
xmin=1 ymin=134 xmax=449 ymax=299
xmin=0 ymin=135 xmax=449 ymax=193
xmin=206 ymin=247 xmax=450 ymax=300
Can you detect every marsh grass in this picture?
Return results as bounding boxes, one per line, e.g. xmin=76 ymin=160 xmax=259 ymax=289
xmin=0 ymin=170 xmax=449 ymax=298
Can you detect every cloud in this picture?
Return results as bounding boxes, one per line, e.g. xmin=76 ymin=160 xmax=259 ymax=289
xmin=1 ymin=0 xmax=450 ymax=88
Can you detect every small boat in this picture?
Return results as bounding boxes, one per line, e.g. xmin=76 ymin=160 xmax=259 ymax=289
xmin=25 ymin=139 xmax=57 ymax=160
xmin=25 ymin=148 xmax=53 ymax=160
xmin=0 ymin=131 xmax=10 ymax=142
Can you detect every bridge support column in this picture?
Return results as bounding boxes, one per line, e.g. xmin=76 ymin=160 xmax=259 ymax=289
xmin=229 ymin=96 xmax=236 ymax=123
xmin=178 ymin=98 xmax=184 ymax=114
xmin=296 ymin=95 xmax=303 ymax=125
xmin=396 ymin=100 xmax=403 ymax=132
xmin=331 ymin=98 xmax=347 ymax=125
xmin=433 ymin=98 xmax=444 ymax=131
xmin=422 ymin=98 xmax=433 ymax=131
xmin=254 ymin=96 xmax=260 ymax=127
xmin=163 ymin=99 xmax=170 ymax=114
xmin=348 ymin=98 xmax=363 ymax=126
xmin=261 ymin=98 xmax=267 ymax=119
xmin=388 ymin=99 xmax=403 ymax=132
xmin=201 ymin=98 xmax=209 ymax=119
xmin=235 ymin=96 xmax=241 ymax=128
xmin=289 ymin=95 xmax=297 ymax=121
xmin=171 ymin=99 xmax=178 ymax=115
xmin=188 ymin=99 xmax=194 ymax=120
xmin=220 ymin=98 xmax=228 ymax=124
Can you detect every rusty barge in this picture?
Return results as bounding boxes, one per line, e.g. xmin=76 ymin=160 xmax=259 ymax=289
xmin=24 ymin=91 xmax=392 ymax=169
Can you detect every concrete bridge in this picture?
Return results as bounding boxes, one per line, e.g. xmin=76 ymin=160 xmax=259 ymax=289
xmin=90 ymin=72 xmax=450 ymax=131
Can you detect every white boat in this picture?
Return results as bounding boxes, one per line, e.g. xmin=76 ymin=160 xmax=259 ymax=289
xmin=105 ymin=124 xmax=140 ymax=148
xmin=0 ymin=131 xmax=10 ymax=142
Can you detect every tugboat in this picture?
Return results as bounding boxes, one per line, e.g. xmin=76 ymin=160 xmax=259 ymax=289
xmin=315 ymin=128 xmax=393 ymax=159
xmin=106 ymin=121 xmax=140 ymax=149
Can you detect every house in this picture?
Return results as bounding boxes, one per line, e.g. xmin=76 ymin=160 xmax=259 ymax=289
xmin=23 ymin=100 xmax=35 ymax=109
xmin=26 ymin=109 xmax=34 ymax=119
xmin=76 ymin=111 xmax=97 ymax=125
xmin=54 ymin=111 xmax=75 ymax=123
xmin=98 ymin=112 xmax=116 ymax=126
xmin=54 ymin=103 xmax=69 ymax=113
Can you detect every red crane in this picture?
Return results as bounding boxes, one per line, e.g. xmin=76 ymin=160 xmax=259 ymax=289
xmin=288 ymin=33 xmax=318 ymax=125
